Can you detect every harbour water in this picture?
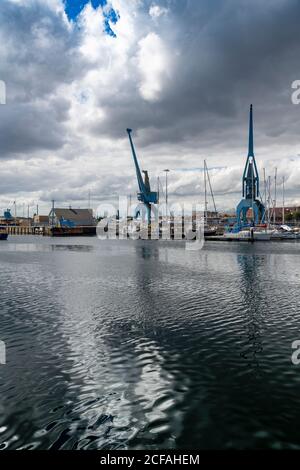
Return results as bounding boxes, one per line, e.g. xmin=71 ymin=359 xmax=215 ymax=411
xmin=0 ymin=236 xmax=300 ymax=450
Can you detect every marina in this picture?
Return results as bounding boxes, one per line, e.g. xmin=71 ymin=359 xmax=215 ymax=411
xmin=2 ymin=0 xmax=300 ymax=458
xmin=2 ymin=105 xmax=298 ymax=242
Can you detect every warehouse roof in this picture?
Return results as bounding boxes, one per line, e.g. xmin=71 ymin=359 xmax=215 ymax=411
xmin=50 ymin=208 xmax=95 ymax=226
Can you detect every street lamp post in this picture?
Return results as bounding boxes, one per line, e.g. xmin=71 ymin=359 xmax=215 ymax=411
xmin=164 ymin=169 xmax=170 ymax=219
xmin=14 ymin=201 xmax=17 ymax=226
xmin=51 ymin=200 xmax=55 ymax=228
xmin=273 ymin=167 xmax=277 ymax=225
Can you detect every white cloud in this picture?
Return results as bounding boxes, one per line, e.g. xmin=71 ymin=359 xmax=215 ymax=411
xmin=149 ymin=4 xmax=169 ymax=19
xmin=137 ymin=32 xmax=170 ymax=101
xmin=8 ymin=0 xmax=64 ymax=14
xmin=1 ymin=0 xmax=300 ymax=214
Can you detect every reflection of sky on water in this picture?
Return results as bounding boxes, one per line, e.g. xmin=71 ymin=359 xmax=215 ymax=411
xmin=1 ymin=238 xmax=300 ymax=449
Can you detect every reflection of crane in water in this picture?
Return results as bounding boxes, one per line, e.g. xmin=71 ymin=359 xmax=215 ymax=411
xmin=127 ymin=129 xmax=158 ymax=223
xmin=237 ymin=252 xmax=264 ymax=375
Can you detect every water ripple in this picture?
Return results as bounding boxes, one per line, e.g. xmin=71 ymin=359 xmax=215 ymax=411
xmin=0 ymin=238 xmax=300 ymax=449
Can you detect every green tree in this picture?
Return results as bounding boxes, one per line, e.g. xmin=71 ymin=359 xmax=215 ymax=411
xmin=286 ymin=211 xmax=300 ymax=221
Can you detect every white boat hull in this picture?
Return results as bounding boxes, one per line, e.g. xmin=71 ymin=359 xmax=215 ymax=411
xmin=223 ymin=230 xmax=273 ymax=241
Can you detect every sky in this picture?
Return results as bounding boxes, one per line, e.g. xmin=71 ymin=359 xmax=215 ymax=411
xmin=1 ymin=0 xmax=300 ymax=216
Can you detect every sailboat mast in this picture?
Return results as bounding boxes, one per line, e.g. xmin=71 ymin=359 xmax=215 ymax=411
xmin=206 ymin=164 xmax=217 ymax=214
xmin=204 ymin=160 xmax=207 ymax=223
xmin=263 ymin=168 xmax=267 ymax=223
xmin=268 ymin=176 xmax=271 ymax=227
xmin=282 ymin=176 xmax=285 ymax=224
xmin=273 ymin=167 xmax=277 ymax=225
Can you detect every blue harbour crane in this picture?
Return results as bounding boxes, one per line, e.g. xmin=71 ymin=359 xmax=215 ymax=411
xmin=127 ymin=129 xmax=158 ymax=222
xmin=236 ymin=105 xmax=265 ymax=229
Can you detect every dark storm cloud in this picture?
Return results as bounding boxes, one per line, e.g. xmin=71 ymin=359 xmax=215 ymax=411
xmin=0 ymin=98 xmax=70 ymax=157
xmin=95 ymin=0 xmax=300 ymax=151
xmin=2 ymin=0 xmax=300 ymax=151
xmin=0 ymin=1 xmax=81 ymax=102
xmin=0 ymin=0 xmax=86 ymax=157
xmin=1 ymin=0 xmax=300 ymax=209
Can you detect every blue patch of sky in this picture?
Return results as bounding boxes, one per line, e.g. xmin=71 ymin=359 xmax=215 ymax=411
xmin=64 ymin=0 xmax=119 ymax=37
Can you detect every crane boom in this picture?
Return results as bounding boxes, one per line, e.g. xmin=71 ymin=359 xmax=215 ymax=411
xmin=127 ymin=129 xmax=146 ymax=195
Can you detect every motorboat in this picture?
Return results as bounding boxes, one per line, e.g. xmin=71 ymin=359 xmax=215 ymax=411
xmin=271 ymin=225 xmax=300 ymax=240
xmin=0 ymin=227 xmax=8 ymax=240
xmin=223 ymin=228 xmax=274 ymax=241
